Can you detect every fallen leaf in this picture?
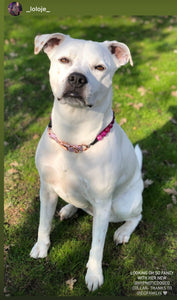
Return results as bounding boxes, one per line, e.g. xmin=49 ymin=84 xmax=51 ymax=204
xmin=142 ymin=149 xmax=149 ymax=155
xmin=138 ymin=86 xmax=147 ymax=96
xmin=131 ymin=17 xmax=137 ymax=23
xmin=4 ymin=245 xmax=10 ymax=252
xmin=8 ymin=168 xmax=18 ymax=174
xmin=164 ymin=188 xmax=177 ymax=196
xmin=144 ymin=179 xmax=154 ymax=188
xmin=9 ymin=52 xmax=18 ymax=58
xmin=66 ymin=278 xmax=77 ymax=290
xmin=150 ymin=67 xmax=157 ymax=71
xmin=163 ymin=160 xmax=176 ymax=167
xmin=171 ymin=91 xmax=177 ymax=97
xmin=25 ymin=68 xmax=32 ymax=72
xmin=170 ymin=118 xmax=177 ymax=125
xmin=134 ymin=103 xmax=144 ymax=110
xmin=115 ymin=103 xmax=121 ymax=108
xmin=14 ymin=64 xmax=18 ymax=71
xmin=125 ymin=93 xmax=134 ymax=99
xmin=10 ymin=38 xmax=16 ymax=45
xmin=119 ymin=118 xmax=127 ymax=126
xmin=172 ymin=195 xmax=177 ymax=204
xmin=115 ymin=85 xmax=119 ymax=90
xmin=10 ymin=161 xmax=19 ymax=167
xmin=17 ymin=96 xmax=23 ymax=102
xmin=4 ymin=286 xmax=11 ymax=297
xmin=33 ymin=134 xmax=39 ymax=140
xmin=167 ymin=203 xmax=173 ymax=210
xmin=128 ymin=102 xmax=143 ymax=110
xmin=167 ymin=26 xmax=173 ymax=31
xmin=97 ymin=33 xmax=102 ymax=38
xmin=60 ymin=25 xmax=68 ymax=30
xmin=155 ymin=75 xmax=160 ymax=81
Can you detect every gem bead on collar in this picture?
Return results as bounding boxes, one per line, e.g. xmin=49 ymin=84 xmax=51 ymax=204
xmin=48 ymin=111 xmax=115 ymax=153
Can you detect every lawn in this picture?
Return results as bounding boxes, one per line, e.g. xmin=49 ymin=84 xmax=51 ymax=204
xmin=4 ymin=15 xmax=177 ymax=296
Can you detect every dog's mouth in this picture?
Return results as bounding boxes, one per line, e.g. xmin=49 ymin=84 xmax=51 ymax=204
xmin=63 ymin=91 xmax=84 ymax=100
xmin=57 ymin=91 xmax=93 ymax=108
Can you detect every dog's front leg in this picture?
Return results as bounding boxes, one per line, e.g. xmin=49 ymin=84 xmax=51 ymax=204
xmin=30 ymin=181 xmax=58 ymax=259
xmin=85 ymin=200 xmax=111 ymax=291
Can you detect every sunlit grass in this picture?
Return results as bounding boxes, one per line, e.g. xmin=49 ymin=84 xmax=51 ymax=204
xmin=4 ymin=15 xmax=177 ymax=296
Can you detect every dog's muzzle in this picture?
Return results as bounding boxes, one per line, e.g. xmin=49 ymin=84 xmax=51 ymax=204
xmin=58 ymin=72 xmax=92 ymax=107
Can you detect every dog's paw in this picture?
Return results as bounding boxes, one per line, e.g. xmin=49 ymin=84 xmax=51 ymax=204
xmin=113 ymin=225 xmax=131 ymax=245
xmin=59 ymin=204 xmax=78 ymax=221
xmin=85 ymin=264 xmax=104 ymax=291
xmin=30 ymin=241 xmax=50 ymax=259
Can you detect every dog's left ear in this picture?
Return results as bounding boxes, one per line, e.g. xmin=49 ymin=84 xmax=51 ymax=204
xmin=34 ymin=33 xmax=68 ymax=57
xmin=104 ymin=41 xmax=133 ymax=67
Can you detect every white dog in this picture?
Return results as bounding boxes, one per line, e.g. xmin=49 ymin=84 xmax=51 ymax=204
xmin=30 ymin=33 xmax=144 ymax=292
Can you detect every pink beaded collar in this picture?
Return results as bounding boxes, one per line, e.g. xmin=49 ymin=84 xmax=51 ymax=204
xmin=48 ymin=111 xmax=115 ymax=153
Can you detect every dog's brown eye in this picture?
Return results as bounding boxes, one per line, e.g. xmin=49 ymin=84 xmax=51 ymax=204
xmin=59 ymin=57 xmax=70 ymax=64
xmin=95 ymin=65 xmax=105 ymax=71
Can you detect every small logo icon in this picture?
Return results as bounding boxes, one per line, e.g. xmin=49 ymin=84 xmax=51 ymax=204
xmin=8 ymin=2 xmax=22 ymax=16
xmin=163 ymin=291 xmax=167 ymax=295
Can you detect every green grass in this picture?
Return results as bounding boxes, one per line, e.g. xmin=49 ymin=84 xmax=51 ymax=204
xmin=4 ymin=15 xmax=177 ymax=296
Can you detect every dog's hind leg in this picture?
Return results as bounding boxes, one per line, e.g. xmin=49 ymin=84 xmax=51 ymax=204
xmin=59 ymin=204 xmax=78 ymax=221
xmin=30 ymin=182 xmax=58 ymax=258
xmin=113 ymin=214 xmax=142 ymax=245
xmin=112 ymin=179 xmax=143 ymax=245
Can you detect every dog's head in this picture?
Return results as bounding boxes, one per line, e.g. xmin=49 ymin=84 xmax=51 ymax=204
xmin=34 ymin=33 xmax=133 ymax=108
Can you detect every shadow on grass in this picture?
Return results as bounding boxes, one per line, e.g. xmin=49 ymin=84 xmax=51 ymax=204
xmin=4 ymin=106 xmax=177 ymax=296
xmin=4 ymin=16 xmax=177 ymax=296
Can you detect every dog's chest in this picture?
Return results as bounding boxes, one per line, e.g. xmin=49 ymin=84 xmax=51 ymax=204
xmin=36 ymin=130 xmax=117 ymax=207
xmin=39 ymin=155 xmax=90 ymax=208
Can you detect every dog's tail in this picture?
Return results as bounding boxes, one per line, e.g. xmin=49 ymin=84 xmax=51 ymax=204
xmin=135 ymin=144 xmax=143 ymax=170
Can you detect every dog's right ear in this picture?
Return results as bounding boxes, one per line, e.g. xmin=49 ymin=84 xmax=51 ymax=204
xmin=104 ymin=41 xmax=133 ymax=68
xmin=34 ymin=33 xmax=68 ymax=57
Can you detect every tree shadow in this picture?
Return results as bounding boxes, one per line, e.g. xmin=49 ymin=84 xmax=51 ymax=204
xmin=4 ymin=104 xmax=177 ymax=295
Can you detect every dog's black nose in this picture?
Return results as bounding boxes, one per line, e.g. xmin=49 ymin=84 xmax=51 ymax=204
xmin=68 ymin=72 xmax=88 ymax=88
